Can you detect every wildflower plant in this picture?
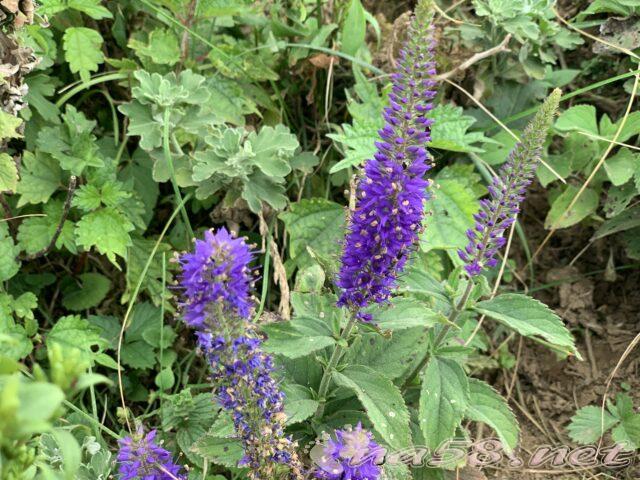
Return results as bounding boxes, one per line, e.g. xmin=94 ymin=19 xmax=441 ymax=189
xmin=117 ymin=429 xmax=185 ymax=480
xmin=178 ymin=228 xmax=304 ymax=480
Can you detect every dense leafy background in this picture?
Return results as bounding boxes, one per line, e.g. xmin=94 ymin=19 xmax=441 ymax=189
xmin=1 ymin=0 xmax=639 ymax=479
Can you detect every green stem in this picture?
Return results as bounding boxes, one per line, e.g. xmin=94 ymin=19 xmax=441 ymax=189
xmin=162 ymin=109 xmax=194 ymax=241
xmin=55 ymin=72 xmax=130 ymax=108
xmin=313 ymin=313 xmax=359 ymax=421
xmin=401 ymin=280 xmax=475 ymax=390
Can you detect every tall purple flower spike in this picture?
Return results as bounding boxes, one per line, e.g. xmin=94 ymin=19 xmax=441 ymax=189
xmin=178 ymin=228 xmax=304 ymax=480
xmin=458 ymin=89 xmax=562 ymax=276
xmin=313 ymin=423 xmax=385 ymax=480
xmin=117 ymin=429 xmax=185 ymax=480
xmin=337 ymin=17 xmax=437 ymax=320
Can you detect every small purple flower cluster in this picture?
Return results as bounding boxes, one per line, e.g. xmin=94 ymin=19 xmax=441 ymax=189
xmin=178 ymin=228 xmax=253 ymax=329
xmin=117 ymin=429 xmax=185 ymax=480
xmin=178 ymin=228 xmax=303 ymax=480
xmin=337 ymin=17 xmax=437 ymax=320
xmin=314 ymin=423 xmax=384 ymax=480
xmin=458 ymin=89 xmax=562 ymax=276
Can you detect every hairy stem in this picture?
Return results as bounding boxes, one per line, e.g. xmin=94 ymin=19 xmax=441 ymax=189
xmin=401 ymin=279 xmax=475 ymax=389
xmin=162 ymin=108 xmax=194 ymax=241
xmin=313 ymin=313 xmax=359 ymax=421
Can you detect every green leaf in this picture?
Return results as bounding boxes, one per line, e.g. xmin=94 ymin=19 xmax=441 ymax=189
xmin=51 ymin=428 xmax=82 ymax=480
xmin=16 ymin=151 xmax=61 ymax=207
xmin=334 ymin=365 xmax=411 ymax=450
xmin=466 ymin=379 xmax=519 ymax=453
xmin=130 ymin=29 xmax=181 ymax=65
xmin=421 ymin=166 xmax=482 ymax=251
xmin=567 ymin=406 xmax=618 ymax=444
xmin=347 ymin=327 xmax=430 ymax=380
xmin=25 ymin=74 xmax=60 ymax=123
xmin=263 ymin=293 xmax=336 ymax=358
xmin=473 ymin=293 xmax=580 ymax=357
xmin=341 ymin=0 xmax=366 ymax=56
xmin=192 ymin=433 xmax=244 ymax=468
xmin=62 ymin=27 xmax=105 ymax=83
xmin=249 ymin=124 xmax=299 ymax=177
xmin=280 ymin=198 xmax=345 ymax=271
xmin=0 ymin=153 xmax=17 ymax=193
xmin=610 ymin=394 xmax=640 ymax=450
xmin=429 ymin=105 xmax=489 ymax=153
xmin=593 ymin=205 xmax=640 ymax=240
xmin=0 ymin=223 xmax=20 ymax=282
xmin=0 ymin=110 xmax=22 ymax=141
xmin=368 ymin=297 xmax=440 ymax=331
xmin=545 ymin=185 xmax=599 ymax=229
xmin=262 ymin=321 xmax=335 ymax=359
xmin=15 ymin=379 xmax=65 ymax=437
xmin=555 ymin=105 xmax=598 ymax=135
xmin=47 ymin=315 xmax=108 ymax=363
xmin=604 ymin=149 xmax=636 ymax=186
xmin=120 ymin=340 xmax=156 ymax=370
xmin=39 ymin=0 xmax=112 ymax=19
xmin=17 ymin=200 xmax=76 ymax=255
xmin=123 ymin=237 xmax=172 ymax=306
xmin=75 ymin=207 xmax=134 ymax=264
xmin=61 ymin=273 xmax=111 ymax=311
xmin=419 ymin=357 xmax=469 ymax=451
xmin=282 ymin=384 xmax=319 ymax=425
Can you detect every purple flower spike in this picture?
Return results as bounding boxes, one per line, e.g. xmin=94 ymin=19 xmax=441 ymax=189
xmin=178 ymin=228 xmax=304 ymax=480
xmin=178 ymin=227 xmax=254 ymax=329
xmin=117 ymin=429 xmax=185 ymax=480
xmin=458 ymin=89 xmax=561 ymax=276
xmin=337 ymin=18 xmax=438 ymax=318
xmin=314 ymin=423 xmax=385 ymax=480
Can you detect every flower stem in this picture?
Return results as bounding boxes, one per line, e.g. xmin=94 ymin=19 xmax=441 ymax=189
xmin=401 ymin=279 xmax=475 ymax=390
xmin=162 ymin=108 xmax=194 ymax=241
xmin=313 ymin=313 xmax=359 ymax=421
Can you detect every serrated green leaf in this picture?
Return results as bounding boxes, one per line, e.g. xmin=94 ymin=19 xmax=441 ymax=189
xmin=63 ymin=27 xmax=105 ymax=83
xmin=249 ymin=124 xmax=299 ymax=177
xmin=17 ymin=200 xmax=76 ymax=255
xmin=0 ymin=110 xmax=22 ymax=141
xmin=280 ymin=198 xmax=345 ymax=271
xmin=334 ymin=365 xmax=411 ymax=450
xmin=474 ymin=293 xmax=579 ymax=357
xmin=0 ymin=153 xmax=17 ymax=193
xmin=545 ymin=185 xmax=599 ymax=229
xmin=367 ymin=297 xmax=440 ymax=331
xmin=75 ymin=207 xmax=134 ymax=263
xmin=282 ymin=384 xmax=319 ymax=425
xmin=421 ymin=167 xmax=482 ymax=251
xmin=39 ymin=0 xmax=112 ymax=19
xmin=47 ymin=315 xmax=108 ymax=363
xmin=120 ymin=340 xmax=156 ymax=370
xmin=0 ymin=223 xmax=20 ymax=282
xmin=604 ymin=149 xmax=636 ymax=186
xmin=555 ymin=104 xmax=598 ymax=135
xmin=430 ymin=104 xmax=489 ymax=153
xmin=466 ymin=379 xmax=519 ymax=453
xmin=130 ymin=29 xmax=181 ymax=66
xmin=61 ymin=273 xmax=111 ymax=311
xmin=15 ymin=151 xmax=61 ymax=207
xmin=419 ymin=357 xmax=469 ymax=451
xmin=567 ymin=405 xmax=618 ymax=444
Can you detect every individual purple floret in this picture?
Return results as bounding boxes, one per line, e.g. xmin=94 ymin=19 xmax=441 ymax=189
xmin=313 ymin=423 xmax=385 ymax=480
xmin=178 ymin=228 xmax=304 ymax=480
xmin=458 ymin=89 xmax=561 ymax=276
xmin=337 ymin=17 xmax=437 ymax=320
xmin=117 ymin=429 xmax=185 ymax=480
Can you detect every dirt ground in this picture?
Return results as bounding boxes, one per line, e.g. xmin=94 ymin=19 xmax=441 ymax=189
xmin=477 ymin=191 xmax=640 ymax=480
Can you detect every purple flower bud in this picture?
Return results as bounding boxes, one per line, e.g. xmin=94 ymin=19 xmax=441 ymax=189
xmin=458 ymin=90 xmax=561 ymax=276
